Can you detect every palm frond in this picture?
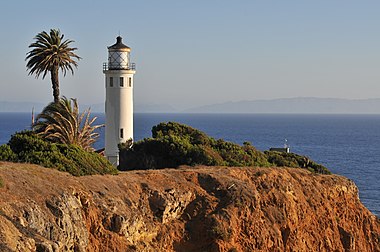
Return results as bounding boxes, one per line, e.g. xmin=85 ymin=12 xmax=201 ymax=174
xmin=32 ymin=97 xmax=102 ymax=151
xmin=26 ymin=29 xmax=81 ymax=102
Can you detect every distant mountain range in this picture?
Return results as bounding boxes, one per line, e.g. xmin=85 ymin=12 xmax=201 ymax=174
xmin=185 ymin=97 xmax=380 ymax=114
xmin=1 ymin=97 xmax=380 ymax=114
xmin=0 ymin=101 xmax=45 ymax=113
xmin=0 ymin=101 xmax=178 ymax=113
xmin=0 ymin=101 xmax=104 ymax=113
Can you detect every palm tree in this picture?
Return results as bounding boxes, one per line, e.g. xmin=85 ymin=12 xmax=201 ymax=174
xmin=33 ymin=97 xmax=103 ymax=151
xmin=26 ymin=29 xmax=81 ymax=103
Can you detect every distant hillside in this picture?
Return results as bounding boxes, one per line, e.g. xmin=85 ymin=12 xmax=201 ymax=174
xmin=86 ymin=98 xmax=380 ymax=114
xmin=0 ymin=101 xmax=45 ymax=113
xmin=185 ymin=97 xmax=380 ymax=114
xmin=87 ymin=103 xmax=178 ymax=113
xmin=3 ymin=98 xmax=380 ymax=114
xmin=0 ymin=101 xmax=104 ymax=113
xmin=0 ymin=101 xmax=178 ymax=113
xmin=134 ymin=103 xmax=178 ymax=113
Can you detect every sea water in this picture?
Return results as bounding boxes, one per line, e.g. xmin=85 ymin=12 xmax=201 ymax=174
xmin=0 ymin=112 xmax=379 ymax=216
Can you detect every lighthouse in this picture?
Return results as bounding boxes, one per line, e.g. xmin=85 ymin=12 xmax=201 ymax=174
xmin=103 ymin=36 xmax=136 ymax=165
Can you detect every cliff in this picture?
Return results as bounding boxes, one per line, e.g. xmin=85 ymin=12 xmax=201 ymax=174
xmin=0 ymin=162 xmax=379 ymax=252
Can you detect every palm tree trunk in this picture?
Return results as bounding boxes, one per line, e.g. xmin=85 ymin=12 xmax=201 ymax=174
xmin=51 ymin=66 xmax=60 ymax=103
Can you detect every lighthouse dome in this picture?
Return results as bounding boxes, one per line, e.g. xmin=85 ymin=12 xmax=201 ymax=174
xmin=108 ymin=36 xmax=131 ymax=70
xmin=108 ymin=36 xmax=131 ymax=51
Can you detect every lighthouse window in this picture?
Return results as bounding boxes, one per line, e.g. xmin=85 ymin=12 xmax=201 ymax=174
xmin=120 ymin=128 xmax=124 ymax=138
xmin=128 ymin=77 xmax=132 ymax=87
xmin=109 ymin=77 xmax=113 ymax=87
xmin=120 ymin=77 xmax=124 ymax=87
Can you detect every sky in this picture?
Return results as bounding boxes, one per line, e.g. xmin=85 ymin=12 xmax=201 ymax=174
xmin=0 ymin=1 xmax=379 ymax=110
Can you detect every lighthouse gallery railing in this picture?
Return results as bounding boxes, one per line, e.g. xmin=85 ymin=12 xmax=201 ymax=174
xmin=103 ymin=62 xmax=136 ymax=71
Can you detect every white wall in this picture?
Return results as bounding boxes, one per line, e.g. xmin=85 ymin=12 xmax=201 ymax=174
xmin=104 ymin=69 xmax=135 ymax=165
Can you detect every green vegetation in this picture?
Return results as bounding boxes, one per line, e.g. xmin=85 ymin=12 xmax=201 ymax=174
xmin=0 ymin=131 xmax=117 ymax=176
xmin=0 ymin=98 xmax=110 ymax=176
xmin=119 ymin=121 xmax=331 ymax=174
xmin=0 ymin=29 xmax=113 ymax=177
xmin=0 ymin=144 xmax=17 ymax=162
xmin=26 ymin=29 xmax=81 ymax=103
xmin=119 ymin=121 xmax=269 ymax=170
xmin=0 ymin=177 xmax=3 ymax=188
xmin=265 ymin=151 xmax=331 ymax=174
xmin=33 ymin=97 xmax=103 ymax=151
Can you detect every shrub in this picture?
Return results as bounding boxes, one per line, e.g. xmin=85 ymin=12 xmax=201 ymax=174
xmin=119 ymin=121 xmax=330 ymax=174
xmin=119 ymin=122 xmax=224 ymax=170
xmin=57 ymin=144 xmax=118 ymax=176
xmin=7 ymin=131 xmax=117 ymax=176
xmin=265 ymin=151 xmax=299 ymax=167
xmin=152 ymin=121 xmax=211 ymax=145
xmin=189 ymin=145 xmax=225 ymax=166
xmin=0 ymin=177 xmax=3 ymax=188
xmin=119 ymin=136 xmax=195 ymax=170
xmin=0 ymin=144 xmax=17 ymax=162
xmin=212 ymin=139 xmax=270 ymax=167
xmin=119 ymin=122 xmax=268 ymax=170
xmin=264 ymin=151 xmax=331 ymax=174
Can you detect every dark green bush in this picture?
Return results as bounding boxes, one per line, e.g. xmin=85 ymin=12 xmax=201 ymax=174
xmin=264 ymin=151 xmax=331 ymax=174
xmin=5 ymin=131 xmax=117 ymax=176
xmin=57 ymin=144 xmax=118 ymax=176
xmin=0 ymin=144 xmax=17 ymax=162
xmin=119 ymin=121 xmax=329 ymax=173
xmin=0 ymin=176 xmax=3 ymax=188
xmin=152 ymin=121 xmax=211 ymax=145
xmin=119 ymin=122 xmax=235 ymax=170
xmin=212 ymin=139 xmax=270 ymax=167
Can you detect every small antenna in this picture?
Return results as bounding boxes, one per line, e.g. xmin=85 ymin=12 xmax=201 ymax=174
xmin=118 ymin=30 xmax=121 ymax=36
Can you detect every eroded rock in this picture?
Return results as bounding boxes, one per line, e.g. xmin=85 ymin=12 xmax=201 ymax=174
xmin=0 ymin=163 xmax=379 ymax=251
xmin=148 ymin=188 xmax=194 ymax=224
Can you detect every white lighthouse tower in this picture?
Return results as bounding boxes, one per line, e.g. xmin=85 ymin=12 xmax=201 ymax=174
xmin=103 ymin=36 xmax=136 ymax=165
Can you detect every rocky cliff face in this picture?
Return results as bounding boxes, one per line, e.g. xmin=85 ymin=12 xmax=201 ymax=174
xmin=0 ymin=162 xmax=379 ymax=252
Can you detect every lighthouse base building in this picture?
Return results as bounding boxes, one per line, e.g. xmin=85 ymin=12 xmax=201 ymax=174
xmin=103 ymin=36 xmax=136 ymax=166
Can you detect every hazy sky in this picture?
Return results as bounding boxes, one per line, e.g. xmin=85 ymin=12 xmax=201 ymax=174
xmin=0 ymin=1 xmax=379 ymax=109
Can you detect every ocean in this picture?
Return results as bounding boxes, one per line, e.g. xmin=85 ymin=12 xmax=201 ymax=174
xmin=0 ymin=112 xmax=379 ymax=216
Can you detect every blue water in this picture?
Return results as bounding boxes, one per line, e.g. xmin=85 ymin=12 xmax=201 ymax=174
xmin=0 ymin=112 xmax=379 ymax=216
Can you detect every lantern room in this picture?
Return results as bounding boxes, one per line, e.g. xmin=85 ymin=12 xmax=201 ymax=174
xmin=104 ymin=36 xmax=135 ymax=70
